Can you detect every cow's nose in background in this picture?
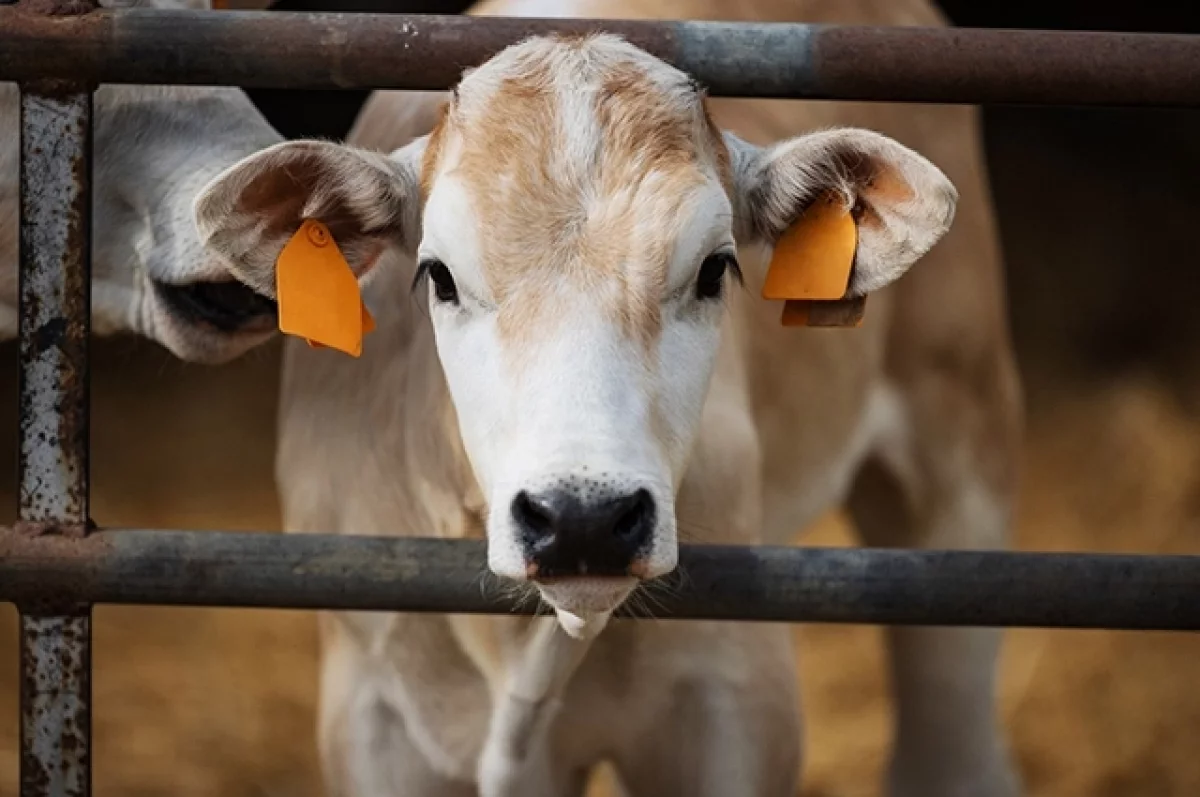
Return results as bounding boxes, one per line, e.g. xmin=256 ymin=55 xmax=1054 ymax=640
xmin=511 ymin=486 xmax=656 ymax=577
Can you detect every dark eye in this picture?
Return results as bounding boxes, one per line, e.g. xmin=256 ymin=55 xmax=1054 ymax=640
xmin=695 ymin=253 xmax=740 ymax=301
xmin=418 ymin=259 xmax=459 ymax=305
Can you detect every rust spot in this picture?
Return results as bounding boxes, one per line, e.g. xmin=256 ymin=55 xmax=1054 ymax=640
xmin=20 ymin=78 xmax=91 ymax=97
xmin=29 ymin=317 xmax=67 ymax=355
xmin=19 ymin=0 xmax=98 ymax=16
xmin=0 ymin=526 xmax=112 ymax=614
xmin=14 ymin=519 xmax=94 ymax=538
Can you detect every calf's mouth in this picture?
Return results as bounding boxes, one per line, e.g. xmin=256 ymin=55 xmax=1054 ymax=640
xmin=153 ymin=278 xmax=278 ymax=333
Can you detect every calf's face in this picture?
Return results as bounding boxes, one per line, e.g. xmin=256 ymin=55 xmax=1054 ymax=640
xmin=0 ymin=1 xmax=284 ymax=363
xmin=194 ymin=35 xmax=958 ymax=634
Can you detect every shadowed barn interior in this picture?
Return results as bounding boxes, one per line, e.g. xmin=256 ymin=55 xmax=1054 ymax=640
xmin=2 ymin=1 xmax=1200 ymax=795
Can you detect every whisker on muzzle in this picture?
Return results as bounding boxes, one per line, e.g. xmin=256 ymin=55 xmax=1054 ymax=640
xmin=623 ymin=565 xmax=690 ymax=620
xmin=475 ymin=568 xmax=544 ymax=614
xmin=623 ymin=583 xmax=669 ymax=621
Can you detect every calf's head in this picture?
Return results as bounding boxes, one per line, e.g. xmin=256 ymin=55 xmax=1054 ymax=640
xmin=194 ymin=35 xmax=957 ymax=632
xmin=1 ymin=1 xmax=284 ymax=363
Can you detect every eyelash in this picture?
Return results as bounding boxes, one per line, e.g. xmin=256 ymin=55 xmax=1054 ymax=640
xmin=413 ymin=258 xmax=459 ymax=305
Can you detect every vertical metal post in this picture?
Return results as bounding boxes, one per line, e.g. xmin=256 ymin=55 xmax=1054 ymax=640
xmin=16 ymin=76 xmax=94 ymax=797
xmin=19 ymin=616 xmax=90 ymax=797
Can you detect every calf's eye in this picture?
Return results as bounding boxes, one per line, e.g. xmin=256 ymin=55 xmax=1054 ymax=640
xmin=695 ymin=253 xmax=740 ymax=301
xmin=417 ymin=259 xmax=459 ymax=305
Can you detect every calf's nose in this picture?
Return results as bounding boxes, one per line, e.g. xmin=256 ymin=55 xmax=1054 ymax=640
xmin=512 ymin=487 xmax=655 ymax=578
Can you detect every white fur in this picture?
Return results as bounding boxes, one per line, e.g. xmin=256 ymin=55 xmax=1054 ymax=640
xmin=767 ymin=381 xmax=909 ymax=540
xmin=429 ymin=289 xmax=680 ymax=587
xmin=477 ymin=619 xmax=593 ymax=796
xmin=419 ymin=126 xmax=736 ymax=614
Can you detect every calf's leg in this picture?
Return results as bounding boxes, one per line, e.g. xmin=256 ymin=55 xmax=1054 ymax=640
xmin=848 ymin=368 xmax=1023 ymax=797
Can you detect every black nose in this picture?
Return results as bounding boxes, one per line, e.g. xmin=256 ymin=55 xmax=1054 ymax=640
xmin=512 ymin=487 xmax=655 ymax=578
xmin=153 ymin=278 xmax=278 ymax=333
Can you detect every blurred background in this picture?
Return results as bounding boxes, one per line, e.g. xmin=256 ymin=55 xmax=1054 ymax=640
xmin=3 ymin=1 xmax=1200 ymax=795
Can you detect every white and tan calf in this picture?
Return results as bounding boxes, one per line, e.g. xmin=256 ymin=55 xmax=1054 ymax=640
xmin=1 ymin=0 xmax=285 ymax=362
xmin=197 ymin=6 xmax=1022 ymax=797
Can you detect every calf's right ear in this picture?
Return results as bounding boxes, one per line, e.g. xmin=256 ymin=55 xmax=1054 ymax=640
xmin=193 ymin=138 xmax=425 ymax=299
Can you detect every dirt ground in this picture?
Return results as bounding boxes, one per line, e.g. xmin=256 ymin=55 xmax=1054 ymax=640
xmin=0 ymin=319 xmax=1198 ymax=797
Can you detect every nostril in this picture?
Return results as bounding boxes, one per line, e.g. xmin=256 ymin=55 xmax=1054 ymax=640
xmin=514 ymin=491 xmax=551 ymax=531
xmin=613 ymin=488 xmax=654 ymax=544
xmin=512 ymin=490 xmax=557 ymax=552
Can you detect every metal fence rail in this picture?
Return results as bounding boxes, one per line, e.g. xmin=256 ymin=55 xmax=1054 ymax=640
xmin=3 ymin=1 xmax=1200 ymax=796
xmin=4 ymin=8 xmax=1200 ymax=105
xmin=3 ymin=530 xmax=1200 ymax=630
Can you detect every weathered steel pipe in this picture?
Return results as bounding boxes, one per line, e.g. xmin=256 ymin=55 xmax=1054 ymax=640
xmin=2 ymin=9 xmax=1200 ymax=106
xmin=19 ymin=615 xmax=91 ymax=797
xmin=16 ymin=1 xmax=97 ymax=791
xmin=18 ymin=87 xmax=91 ymax=535
xmin=2 ymin=529 xmax=1199 ymax=630
xmin=17 ymin=84 xmax=94 ymax=797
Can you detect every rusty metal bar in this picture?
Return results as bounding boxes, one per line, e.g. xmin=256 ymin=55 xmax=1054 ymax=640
xmin=17 ymin=86 xmax=94 ymax=794
xmin=1 ymin=529 xmax=1199 ymax=630
xmin=19 ymin=616 xmax=90 ymax=797
xmin=16 ymin=0 xmax=96 ymax=789
xmin=2 ymin=9 xmax=1200 ymax=106
xmin=17 ymin=90 xmax=91 ymax=537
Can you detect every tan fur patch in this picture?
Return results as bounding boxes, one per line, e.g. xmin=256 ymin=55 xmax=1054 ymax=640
xmin=420 ymin=101 xmax=450 ymax=201
xmin=856 ymin=163 xmax=916 ymax=233
xmin=420 ymin=35 xmax=730 ymax=350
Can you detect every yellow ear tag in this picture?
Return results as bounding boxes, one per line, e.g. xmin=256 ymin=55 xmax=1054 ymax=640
xmin=761 ymin=193 xmax=864 ymax=328
xmin=276 ymin=219 xmax=375 ymax=357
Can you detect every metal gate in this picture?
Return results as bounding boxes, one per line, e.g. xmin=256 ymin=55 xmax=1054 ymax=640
xmin=1 ymin=2 xmax=1199 ymax=796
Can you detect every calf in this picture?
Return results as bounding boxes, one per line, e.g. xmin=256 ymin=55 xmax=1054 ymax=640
xmin=1 ymin=0 xmax=284 ymax=362
xmin=195 ymin=2 xmax=1023 ymax=794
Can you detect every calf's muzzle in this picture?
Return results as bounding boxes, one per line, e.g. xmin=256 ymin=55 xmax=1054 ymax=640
xmin=512 ymin=486 xmax=656 ymax=578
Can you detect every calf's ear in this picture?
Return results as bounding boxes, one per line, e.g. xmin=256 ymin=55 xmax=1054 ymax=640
xmin=725 ymin=127 xmax=957 ymax=299
xmin=193 ymin=138 xmax=426 ymax=299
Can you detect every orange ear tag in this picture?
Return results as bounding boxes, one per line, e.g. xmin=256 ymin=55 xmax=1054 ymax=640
xmin=761 ymin=193 xmax=864 ymax=328
xmin=275 ymin=219 xmax=375 ymax=357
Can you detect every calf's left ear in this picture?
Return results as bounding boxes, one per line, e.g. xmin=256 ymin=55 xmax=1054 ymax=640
xmin=193 ymin=138 xmax=424 ymax=300
xmin=725 ymin=127 xmax=958 ymax=300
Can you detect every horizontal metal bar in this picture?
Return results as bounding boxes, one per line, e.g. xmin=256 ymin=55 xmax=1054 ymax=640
xmin=2 ymin=9 xmax=1200 ymax=106
xmin=2 ymin=528 xmax=1198 ymax=629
